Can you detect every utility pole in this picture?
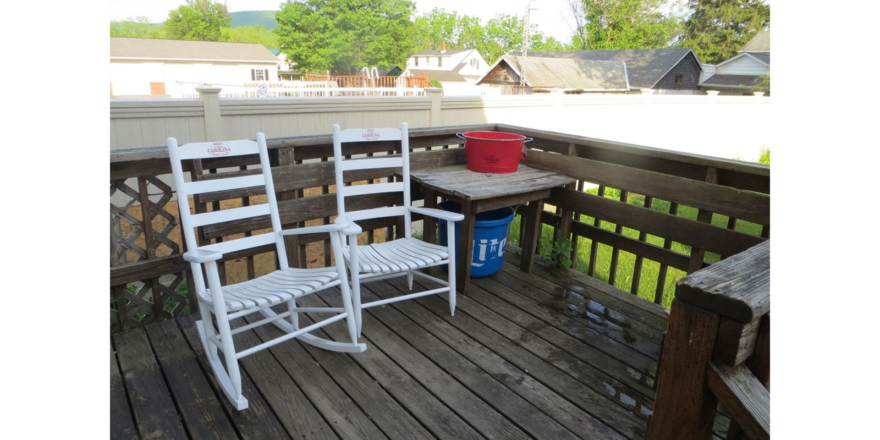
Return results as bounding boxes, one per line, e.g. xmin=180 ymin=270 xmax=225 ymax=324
xmin=520 ymin=0 xmax=537 ymax=94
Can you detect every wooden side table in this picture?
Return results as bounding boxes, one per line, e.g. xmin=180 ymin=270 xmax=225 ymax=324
xmin=410 ymin=164 xmax=574 ymax=293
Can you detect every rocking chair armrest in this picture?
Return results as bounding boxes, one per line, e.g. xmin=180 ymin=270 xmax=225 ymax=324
xmin=278 ymin=223 xmax=348 ymax=237
xmin=334 ymin=216 xmax=363 ymax=236
xmin=184 ymin=249 xmax=223 ymax=263
xmin=409 ymin=206 xmax=465 ymax=222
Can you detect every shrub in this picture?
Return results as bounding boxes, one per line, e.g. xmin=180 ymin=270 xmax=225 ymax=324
xmin=758 ymin=147 xmax=770 ymax=165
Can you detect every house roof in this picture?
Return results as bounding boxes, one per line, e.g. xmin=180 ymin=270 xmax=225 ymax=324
xmin=716 ymin=52 xmax=770 ymax=69
xmin=519 ymin=48 xmax=699 ymax=89
xmin=487 ymin=54 xmax=629 ymax=90
xmin=407 ymin=68 xmax=467 ymax=83
xmin=748 ymin=53 xmax=770 ymax=65
xmin=701 ymin=74 xmax=764 ymax=88
xmin=110 ymin=37 xmax=278 ymax=63
xmin=409 ymin=48 xmax=472 ymax=57
xmin=739 ymin=31 xmax=770 ymax=53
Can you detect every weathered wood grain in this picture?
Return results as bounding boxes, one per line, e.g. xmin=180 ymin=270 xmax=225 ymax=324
xmin=113 ymin=327 xmax=189 ymax=440
xmin=568 ymin=217 xmax=691 ymax=272
xmin=178 ymin=316 xmax=297 ymax=440
xmin=110 ymin=342 xmax=139 ymax=440
xmin=358 ymin=283 xmax=583 ymax=440
xmin=707 ymin=363 xmax=769 ymax=440
xmin=295 ymin=295 xmax=483 ymax=440
xmin=548 ymin=187 xmax=765 ymax=259
xmin=645 ymin=300 xmax=721 ymax=440
xmin=241 ymin=315 xmax=382 ymax=439
xmin=503 ymin=249 xmax=670 ymax=330
xmin=675 ymin=240 xmax=770 ymax=323
xmin=713 ymin=316 xmax=762 ymax=367
xmin=382 ymin=276 xmax=635 ymax=439
xmin=491 ymin=262 xmax=664 ymax=361
xmin=144 ymin=320 xmax=239 ymax=440
xmin=527 ymin=150 xmax=770 ymax=225
xmin=411 ymin=164 xmax=573 ymax=201
xmin=300 ymin=328 xmax=447 ymax=440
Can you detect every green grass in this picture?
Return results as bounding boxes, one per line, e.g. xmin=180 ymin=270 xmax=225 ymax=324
xmin=112 ymin=282 xmax=191 ymax=326
xmin=507 ymin=187 xmax=765 ymax=308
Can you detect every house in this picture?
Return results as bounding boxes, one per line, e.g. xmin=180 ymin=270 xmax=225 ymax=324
xmin=110 ymin=37 xmax=279 ymax=98
xmin=501 ymin=48 xmax=704 ymax=94
xmin=477 ymin=54 xmax=630 ymax=94
xmin=700 ymin=31 xmax=770 ymax=95
xmin=403 ymin=44 xmax=491 ymax=95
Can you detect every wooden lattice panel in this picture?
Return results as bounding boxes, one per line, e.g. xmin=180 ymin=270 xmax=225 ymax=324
xmin=111 ymin=176 xmax=188 ymax=332
xmin=111 ymin=272 xmax=187 ymax=333
xmin=111 ymin=177 xmax=179 ymax=263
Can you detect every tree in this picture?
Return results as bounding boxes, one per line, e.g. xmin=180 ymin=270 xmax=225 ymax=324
xmin=573 ymin=0 xmax=683 ymax=50
xmin=165 ymin=0 xmax=231 ymax=41
xmin=221 ymin=25 xmax=279 ymax=49
xmin=110 ymin=17 xmax=167 ymax=38
xmin=478 ymin=14 xmax=525 ymax=64
xmin=679 ymin=0 xmax=770 ymax=64
xmin=275 ymin=0 xmax=416 ymax=75
xmin=413 ymin=8 xmax=483 ymax=51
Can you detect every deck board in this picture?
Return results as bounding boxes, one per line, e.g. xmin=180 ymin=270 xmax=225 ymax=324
xmin=111 ymin=253 xmax=732 ymax=440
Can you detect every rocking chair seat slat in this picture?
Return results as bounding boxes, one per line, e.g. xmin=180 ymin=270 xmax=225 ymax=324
xmin=200 ymin=267 xmax=340 ymax=312
xmin=346 ymin=238 xmax=447 ymax=275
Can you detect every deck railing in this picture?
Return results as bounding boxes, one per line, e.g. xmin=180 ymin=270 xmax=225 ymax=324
xmin=110 ymin=124 xmax=769 ymax=333
xmin=645 ymin=240 xmax=770 ymax=440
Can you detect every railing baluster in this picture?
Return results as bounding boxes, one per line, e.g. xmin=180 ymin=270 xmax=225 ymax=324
xmin=654 ymin=201 xmax=679 ymax=304
xmin=608 ymin=189 xmax=628 ymax=287
xmin=587 ymin=185 xmax=606 ymax=277
xmin=630 ymin=195 xmax=653 ymax=295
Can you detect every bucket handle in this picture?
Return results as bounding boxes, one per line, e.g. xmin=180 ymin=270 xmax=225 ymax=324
xmin=521 ymin=137 xmax=533 ymax=160
xmin=456 ymin=132 xmax=465 ymax=140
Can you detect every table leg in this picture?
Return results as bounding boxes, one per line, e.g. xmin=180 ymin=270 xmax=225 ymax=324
xmin=457 ymin=199 xmax=476 ymax=294
xmin=422 ymin=188 xmax=439 ymax=277
xmin=520 ymin=199 xmax=544 ymax=273
xmin=422 ymin=188 xmax=437 ymax=245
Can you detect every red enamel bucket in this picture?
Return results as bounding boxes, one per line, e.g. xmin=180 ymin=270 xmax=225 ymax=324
xmin=456 ymin=131 xmax=532 ymax=173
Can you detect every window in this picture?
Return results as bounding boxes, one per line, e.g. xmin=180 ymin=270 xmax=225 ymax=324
xmin=438 ymin=56 xmax=443 ymax=67
xmin=251 ymin=69 xmax=268 ymax=81
xmin=674 ymin=74 xmax=683 ymax=85
xmin=414 ymin=57 xmax=419 ymax=67
xmin=470 ymin=58 xmax=479 ymax=68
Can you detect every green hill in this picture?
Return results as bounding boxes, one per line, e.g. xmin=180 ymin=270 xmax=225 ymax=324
xmin=229 ymin=11 xmax=277 ymax=30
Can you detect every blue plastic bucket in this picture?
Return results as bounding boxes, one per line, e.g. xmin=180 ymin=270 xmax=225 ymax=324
xmin=437 ymin=201 xmax=515 ymax=278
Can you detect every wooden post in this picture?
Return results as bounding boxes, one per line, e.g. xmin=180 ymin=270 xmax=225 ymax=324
xmin=196 ymin=86 xmax=223 ymax=142
xmin=425 ymin=87 xmax=443 ymax=127
xmin=647 ymin=241 xmax=770 ymax=440
xmin=646 ymin=299 xmax=721 ymax=440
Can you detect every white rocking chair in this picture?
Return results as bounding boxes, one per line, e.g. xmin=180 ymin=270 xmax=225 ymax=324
xmin=332 ymin=123 xmax=464 ymax=335
xmin=167 ymin=133 xmax=365 ymax=411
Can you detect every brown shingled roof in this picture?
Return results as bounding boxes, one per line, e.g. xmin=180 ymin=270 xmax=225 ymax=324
xmin=110 ymin=37 xmax=278 ymax=63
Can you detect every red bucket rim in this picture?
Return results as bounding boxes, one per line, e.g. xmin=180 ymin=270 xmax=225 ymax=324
xmin=459 ymin=131 xmax=528 ymax=142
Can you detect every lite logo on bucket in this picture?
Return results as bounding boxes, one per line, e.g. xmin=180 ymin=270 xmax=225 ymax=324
xmin=472 ymin=237 xmax=506 ymax=268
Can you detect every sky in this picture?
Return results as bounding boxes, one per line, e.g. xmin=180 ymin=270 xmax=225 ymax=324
xmin=109 ymin=0 xmax=579 ymax=44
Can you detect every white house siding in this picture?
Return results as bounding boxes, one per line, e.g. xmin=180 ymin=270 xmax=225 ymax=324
xmin=406 ymin=50 xmax=489 ymax=83
xmin=110 ymin=60 xmax=278 ymax=98
xmin=700 ymin=65 xmax=716 ymax=83
xmin=717 ymin=56 xmax=768 ymax=76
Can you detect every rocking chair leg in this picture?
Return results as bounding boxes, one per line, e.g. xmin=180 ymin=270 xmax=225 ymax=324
xmin=288 ymin=298 xmax=299 ymax=330
xmin=407 ymin=270 xmax=414 ymax=290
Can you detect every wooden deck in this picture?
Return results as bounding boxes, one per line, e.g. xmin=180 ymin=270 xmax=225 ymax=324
xmin=111 ymin=251 xmax=731 ymax=440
